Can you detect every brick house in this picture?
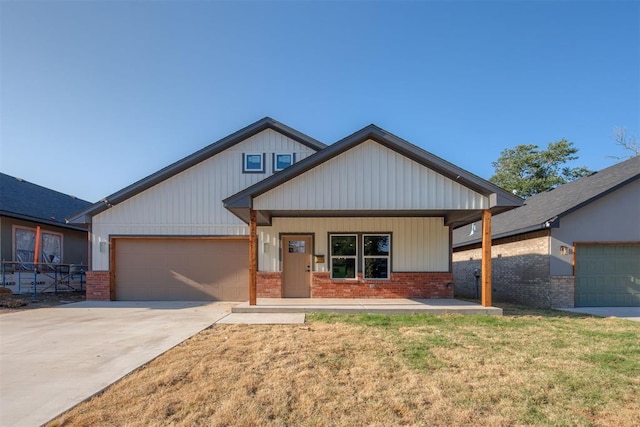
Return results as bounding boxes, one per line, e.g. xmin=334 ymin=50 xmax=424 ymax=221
xmin=452 ymin=156 xmax=640 ymax=308
xmin=69 ymin=118 xmax=521 ymax=303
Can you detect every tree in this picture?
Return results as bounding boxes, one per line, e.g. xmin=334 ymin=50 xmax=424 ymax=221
xmin=607 ymin=127 xmax=639 ymax=160
xmin=489 ymin=139 xmax=592 ymax=198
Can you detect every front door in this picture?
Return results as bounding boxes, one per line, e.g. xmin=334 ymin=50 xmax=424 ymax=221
xmin=282 ymin=235 xmax=312 ymax=297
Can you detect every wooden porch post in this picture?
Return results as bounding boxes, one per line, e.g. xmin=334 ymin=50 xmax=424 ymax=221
xmin=481 ymin=209 xmax=492 ymax=307
xmin=249 ymin=209 xmax=257 ymax=306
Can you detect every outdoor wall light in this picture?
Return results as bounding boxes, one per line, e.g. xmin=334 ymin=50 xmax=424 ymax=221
xmin=560 ymin=246 xmax=572 ymax=256
xmin=99 ymin=241 xmax=108 ymax=253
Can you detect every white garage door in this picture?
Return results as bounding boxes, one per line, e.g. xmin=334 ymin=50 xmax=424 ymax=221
xmin=114 ymin=238 xmax=249 ymax=301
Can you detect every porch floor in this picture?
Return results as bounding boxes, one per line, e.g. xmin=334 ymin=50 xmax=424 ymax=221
xmin=232 ymin=298 xmax=502 ymax=316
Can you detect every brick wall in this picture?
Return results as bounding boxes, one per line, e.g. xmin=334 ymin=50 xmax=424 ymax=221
xmin=550 ymin=276 xmax=575 ymax=308
xmin=311 ymin=272 xmax=454 ymax=298
xmin=257 ymin=272 xmax=282 ymax=298
xmin=86 ymin=271 xmax=111 ymax=300
xmin=453 ymin=232 xmax=557 ymax=307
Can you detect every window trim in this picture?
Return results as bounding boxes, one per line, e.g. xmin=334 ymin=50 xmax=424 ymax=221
xmin=273 ymin=152 xmax=295 ymax=172
xmin=242 ymin=153 xmax=266 ymax=173
xmin=329 ymin=234 xmax=358 ymax=280
xmin=362 ymin=234 xmax=391 ymax=280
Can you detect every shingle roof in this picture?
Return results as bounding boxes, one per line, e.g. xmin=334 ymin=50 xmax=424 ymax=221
xmin=0 ymin=173 xmax=91 ymax=230
xmin=453 ymin=155 xmax=640 ymax=247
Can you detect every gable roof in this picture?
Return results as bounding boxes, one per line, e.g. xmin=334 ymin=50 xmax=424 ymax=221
xmin=68 ymin=117 xmax=326 ymax=223
xmin=0 ymin=173 xmax=91 ymax=230
xmin=224 ymin=124 xmax=523 ymax=225
xmin=453 ymin=155 xmax=640 ymax=247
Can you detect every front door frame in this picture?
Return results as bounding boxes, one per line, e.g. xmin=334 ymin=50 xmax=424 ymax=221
xmin=281 ymin=233 xmax=314 ymax=298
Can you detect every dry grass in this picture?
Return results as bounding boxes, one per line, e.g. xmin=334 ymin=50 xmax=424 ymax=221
xmin=50 ymin=311 xmax=639 ymax=426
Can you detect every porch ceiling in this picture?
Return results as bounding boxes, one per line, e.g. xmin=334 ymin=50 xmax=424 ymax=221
xmin=227 ymin=207 xmax=513 ymax=229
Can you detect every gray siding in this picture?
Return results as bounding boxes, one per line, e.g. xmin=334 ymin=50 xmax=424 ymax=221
xmin=550 ymin=179 xmax=640 ymax=276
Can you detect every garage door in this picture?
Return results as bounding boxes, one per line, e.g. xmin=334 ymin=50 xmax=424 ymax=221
xmin=575 ymin=244 xmax=640 ymax=307
xmin=114 ymin=238 xmax=249 ymax=301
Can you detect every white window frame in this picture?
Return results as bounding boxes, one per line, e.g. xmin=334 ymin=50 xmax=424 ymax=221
xmin=273 ymin=153 xmax=295 ymax=172
xmin=362 ymin=234 xmax=391 ymax=280
xmin=329 ymin=234 xmax=358 ymax=280
xmin=242 ymin=153 xmax=265 ymax=173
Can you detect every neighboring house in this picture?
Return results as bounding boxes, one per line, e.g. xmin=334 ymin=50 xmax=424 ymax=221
xmin=0 ymin=173 xmax=91 ymax=292
xmin=453 ymin=155 xmax=640 ymax=308
xmin=69 ymin=117 xmax=522 ymax=302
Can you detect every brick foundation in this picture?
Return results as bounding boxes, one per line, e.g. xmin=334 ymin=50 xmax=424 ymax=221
xmin=311 ymin=272 xmax=454 ymax=298
xmin=86 ymin=271 xmax=111 ymax=300
xmin=257 ymin=272 xmax=283 ymax=298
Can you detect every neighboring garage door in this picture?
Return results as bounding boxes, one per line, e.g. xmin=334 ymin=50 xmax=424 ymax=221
xmin=575 ymin=243 xmax=640 ymax=307
xmin=114 ymin=238 xmax=248 ymax=301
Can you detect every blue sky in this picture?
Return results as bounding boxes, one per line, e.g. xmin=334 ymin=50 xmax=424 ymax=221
xmin=1 ymin=0 xmax=638 ymax=202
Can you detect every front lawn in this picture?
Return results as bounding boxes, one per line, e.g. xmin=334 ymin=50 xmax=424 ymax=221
xmin=50 ymin=308 xmax=639 ymax=426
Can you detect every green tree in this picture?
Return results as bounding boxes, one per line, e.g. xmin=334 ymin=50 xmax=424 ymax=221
xmin=489 ymin=139 xmax=592 ymax=198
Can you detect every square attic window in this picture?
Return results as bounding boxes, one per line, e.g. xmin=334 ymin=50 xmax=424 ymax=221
xmin=273 ymin=153 xmax=295 ymax=172
xmin=243 ymin=153 xmax=265 ymax=173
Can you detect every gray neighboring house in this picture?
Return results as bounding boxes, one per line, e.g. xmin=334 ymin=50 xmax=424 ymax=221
xmin=452 ymin=156 xmax=640 ymax=308
xmin=0 ymin=172 xmax=91 ymax=272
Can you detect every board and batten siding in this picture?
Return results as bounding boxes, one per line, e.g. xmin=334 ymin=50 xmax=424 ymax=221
xmin=259 ymin=217 xmax=449 ymax=273
xmin=254 ymin=140 xmax=489 ymax=211
xmin=91 ymin=129 xmax=318 ymax=270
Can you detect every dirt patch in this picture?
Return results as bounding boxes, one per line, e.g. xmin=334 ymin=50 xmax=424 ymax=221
xmin=0 ymin=290 xmax=85 ymax=314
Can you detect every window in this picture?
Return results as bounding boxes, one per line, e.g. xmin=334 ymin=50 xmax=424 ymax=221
xmin=273 ymin=153 xmax=295 ymax=172
xmin=363 ymin=234 xmax=390 ymax=279
xmin=330 ymin=234 xmax=357 ymax=279
xmin=13 ymin=226 xmax=63 ymax=269
xmin=242 ymin=153 xmax=265 ymax=173
xmin=15 ymin=228 xmax=36 ymax=267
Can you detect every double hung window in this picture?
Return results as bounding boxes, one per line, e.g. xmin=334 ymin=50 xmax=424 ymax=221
xmin=330 ymin=235 xmax=357 ymax=279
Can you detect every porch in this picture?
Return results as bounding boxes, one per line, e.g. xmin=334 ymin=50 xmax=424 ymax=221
xmin=232 ymin=297 xmax=503 ymax=316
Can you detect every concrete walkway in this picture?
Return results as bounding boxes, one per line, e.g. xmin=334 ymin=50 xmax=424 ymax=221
xmin=0 ymin=301 xmax=233 ymax=427
xmin=233 ymin=298 xmax=503 ymax=315
xmin=559 ymin=306 xmax=640 ymax=322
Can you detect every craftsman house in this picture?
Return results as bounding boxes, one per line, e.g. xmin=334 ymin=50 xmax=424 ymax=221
xmin=69 ymin=118 xmax=522 ymax=303
xmin=453 ymin=155 xmax=640 ymax=308
xmin=1 ymin=172 xmax=91 ymax=293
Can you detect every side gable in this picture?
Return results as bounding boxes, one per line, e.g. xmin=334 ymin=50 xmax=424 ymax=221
xmin=68 ymin=117 xmax=325 ymax=224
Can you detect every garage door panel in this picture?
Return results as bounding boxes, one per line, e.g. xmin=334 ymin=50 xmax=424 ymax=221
xmin=575 ymin=244 xmax=640 ymax=307
xmin=115 ymin=238 xmax=249 ymax=301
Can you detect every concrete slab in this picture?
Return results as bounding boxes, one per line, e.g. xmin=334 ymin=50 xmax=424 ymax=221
xmin=559 ymin=306 xmax=640 ymax=322
xmin=0 ymin=301 xmax=233 ymax=427
xmin=216 ymin=312 xmax=306 ymax=324
xmin=233 ymin=298 xmax=503 ymax=316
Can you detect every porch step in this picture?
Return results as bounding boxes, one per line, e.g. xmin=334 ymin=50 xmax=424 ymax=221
xmin=232 ymin=298 xmax=503 ymax=316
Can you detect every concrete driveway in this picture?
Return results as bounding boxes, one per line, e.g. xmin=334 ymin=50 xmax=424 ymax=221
xmin=559 ymin=306 xmax=640 ymax=321
xmin=0 ymin=301 xmax=233 ymax=427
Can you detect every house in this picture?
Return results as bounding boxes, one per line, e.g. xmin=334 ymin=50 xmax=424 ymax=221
xmin=69 ymin=117 xmax=522 ymax=303
xmin=0 ymin=173 xmax=91 ymax=293
xmin=452 ymin=155 xmax=640 ymax=308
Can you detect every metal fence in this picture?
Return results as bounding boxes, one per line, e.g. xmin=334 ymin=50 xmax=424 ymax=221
xmin=1 ymin=261 xmax=86 ymax=296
